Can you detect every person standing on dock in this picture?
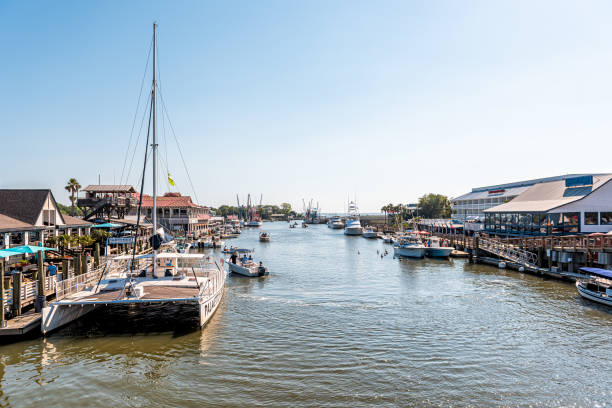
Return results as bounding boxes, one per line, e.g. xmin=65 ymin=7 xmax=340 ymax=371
xmin=48 ymin=262 xmax=57 ymax=277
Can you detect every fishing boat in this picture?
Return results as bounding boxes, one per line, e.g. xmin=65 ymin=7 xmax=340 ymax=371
xmin=228 ymin=256 xmax=269 ymax=277
xmin=382 ymin=235 xmax=393 ymax=244
xmin=41 ymin=24 xmax=225 ymax=334
xmin=362 ymin=227 xmax=377 ymax=238
xmin=393 ymin=235 xmax=426 ymax=258
xmin=344 ymin=200 xmax=363 ymax=235
xmin=425 ymin=236 xmax=453 ymax=258
xmin=259 ymin=232 xmax=270 ymax=242
xmin=576 ymin=267 xmax=612 ymax=307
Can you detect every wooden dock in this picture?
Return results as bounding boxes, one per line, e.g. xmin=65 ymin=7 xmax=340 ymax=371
xmin=0 ymin=310 xmax=41 ymax=336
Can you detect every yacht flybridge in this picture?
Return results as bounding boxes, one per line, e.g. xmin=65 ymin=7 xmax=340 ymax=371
xmin=344 ymin=200 xmax=363 ymax=236
xmin=41 ymin=24 xmax=225 ymax=334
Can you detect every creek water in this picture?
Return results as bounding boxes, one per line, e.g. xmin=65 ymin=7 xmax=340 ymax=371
xmin=0 ymin=222 xmax=610 ymax=407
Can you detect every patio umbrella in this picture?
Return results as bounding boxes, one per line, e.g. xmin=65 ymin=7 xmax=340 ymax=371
xmin=0 ymin=249 xmax=18 ymax=258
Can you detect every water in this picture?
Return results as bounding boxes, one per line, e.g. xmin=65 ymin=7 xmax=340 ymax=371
xmin=1 ymin=222 xmax=610 ymax=407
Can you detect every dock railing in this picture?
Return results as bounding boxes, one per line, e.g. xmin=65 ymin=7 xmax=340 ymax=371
xmin=55 ymin=264 xmax=108 ymax=300
xmin=479 ymin=237 xmax=538 ymax=267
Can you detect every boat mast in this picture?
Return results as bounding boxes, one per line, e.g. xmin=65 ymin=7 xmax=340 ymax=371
xmin=152 ymin=22 xmax=158 ymax=276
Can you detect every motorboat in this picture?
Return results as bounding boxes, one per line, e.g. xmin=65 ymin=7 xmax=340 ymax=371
xmin=222 ymin=246 xmax=252 ymax=254
xmin=327 ymin=216 xmax=344 ymax=229
xmin=576 ymin=267 xmax=612 ymax=307
xmin=302 ymin=222 xmax=308 ymax=228
xmin=344 ymin=200 xmax=363 ymax=235
xmin=289 ymin=223 xmax=296 ymax=229
xmin=382 ymin=235 xmax=393 ymax=244
xmin=247 ymin=220 xmax=263 ymax=227
xmin=176 ymin=241 xmax=192 ymax=253
xmin=425 ymin=236 xmax=454 ymax=258
xmin=259 ymin=232 xmax=271 ymax=242
xmin=362 ymin=227 xmax=377 ymax=238
xmin=228 ymin=256 xmax=269 ymax=277
xmin=393 ymin=235 xmax=426 ymax=258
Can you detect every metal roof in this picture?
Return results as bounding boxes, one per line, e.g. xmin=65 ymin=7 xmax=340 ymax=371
xmin=484 ymin=175 xmax=612 ymax=213
xmin=453 ymin=186 xmax=530 ymax=201
xmin=83 ymin=185 xmax=136 ymax=193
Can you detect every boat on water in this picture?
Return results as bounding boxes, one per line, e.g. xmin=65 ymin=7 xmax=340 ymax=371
xmin=344 ymin=200 xmax=363 ymax=235
xmin=176 ymin=241 xmax=192 ymax=253
xmin=259 ymin=232 xmax=270 ymax=242
xmin=576 ymin=267 xmax=612 ymax=307
xmin=247 ymin=220 xmax=263 ymax=227
xmin=222 ymin=246 xmax=252 ymax=254
xmin=425 ymin=236 xmax=453 ymax=258
xmin=393 ymin=235 xmax=426 ymax=258
xmin=382 ymin=235 xmax=393 ymax=244
xmin=41 ymin=24 xmax=225 ymax=334
xmin=362 ymin=227 xmax=377 ymax=238
xmin=302 ymin=222 xmax=308 ymax=228
xmin=327 ymin=216 xmax=344 ymax=229
xmin=228 ymin=254 xmax=269 ymax=277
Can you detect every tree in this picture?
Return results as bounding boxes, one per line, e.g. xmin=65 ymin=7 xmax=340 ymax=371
xmin=417 ymin=194 xmax=451 ymax=218
xmin=280 ymin=203 xmax=292 ymax=215
xmin=57 ymin=202 xmax=83 ymax=216
xmin=65 ymin=178 xmax=82 ymax=216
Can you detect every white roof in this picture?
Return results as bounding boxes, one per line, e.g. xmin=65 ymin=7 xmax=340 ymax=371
xmin=113 ymin=253 xmax=207 ymax=260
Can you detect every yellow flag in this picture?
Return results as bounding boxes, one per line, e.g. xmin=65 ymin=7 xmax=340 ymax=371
xmin=168 ymin=173 xmax=175 ymax=186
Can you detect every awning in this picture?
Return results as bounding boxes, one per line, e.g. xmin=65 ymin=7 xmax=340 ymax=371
xmin=0 ymin=249 xmax=19 ymax=258
xmin=92 ymin=223 xmax=124 ymax=228
xmin=5 ymin=245 xmax=57 ymax=254
xmin=580 ymin=267 xmax=612 ymax=279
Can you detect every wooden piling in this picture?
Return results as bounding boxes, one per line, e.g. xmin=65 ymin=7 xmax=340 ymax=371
xmin=12 ymin=272 xmax=21 ymax=316
xmin=474 ymin=237 xmax=479 ymax=264
xmin=74 ymin=255 xmax=81 ymax=276
xmin=37 ymin=250 xmax=44 ymax=296
xmin=81 ymin=253 xmax=87 ymax=275
xmin=94 ymin=243 xmax=100 ymax=268
xmin=62 ymin=259 xmax=69 ymax=281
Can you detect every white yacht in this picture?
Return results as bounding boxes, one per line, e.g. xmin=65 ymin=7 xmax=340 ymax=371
xmin=362 ymin=227 xmax=377 ymax=238
xmin=327 ymin=216 xmax=344 ymax=229
xmin=576 ymin=267 xmax=612 ymax=307
xmin=344 ymin=201 xmax=363 ymax=236
xmin=41 ymin=24 xmax=225 ymax=334
xmin=246 ymin=220 xmax=263 ymax=227
xmin=393 ymin=235 xmax=426 ymax=258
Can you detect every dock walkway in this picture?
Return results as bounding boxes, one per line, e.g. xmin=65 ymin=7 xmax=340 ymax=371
xmin=0 ymin=310 xmax=41 ymax=336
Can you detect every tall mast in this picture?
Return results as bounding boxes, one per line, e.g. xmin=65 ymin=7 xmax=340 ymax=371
xmin=152 ymin=22 xmax=158 ymax=276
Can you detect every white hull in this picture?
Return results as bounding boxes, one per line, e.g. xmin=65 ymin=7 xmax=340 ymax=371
xmin=229 ymin=262 xmax=269 ymax=277
xmin=199 ymin=283 xmax=224 ymax=326
xmin=331 ymin=223 xmax=343 ymax=229
xmin=41 ymin=303 xmax=96 ymax=334
xmin=363 ymin=231 xmax=377 ymax=238
xmin=394 ymin=246 xmax=426 ymax=258
xmin=246 ymin=221 xmax=262 ymax=227
xmin=425 ymin=247 xmax=453 ymax=258
xmin=576 ymin=282 xmax=612 ymax=307
xmin=344 ymin=227 xmax=363 ymax=235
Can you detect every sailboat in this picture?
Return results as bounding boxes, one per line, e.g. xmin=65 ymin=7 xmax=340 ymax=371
xmin=41 ymin=24 xmax=226 ymax=334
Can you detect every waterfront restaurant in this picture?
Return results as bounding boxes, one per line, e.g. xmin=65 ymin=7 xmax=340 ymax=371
xmin=451 ymin=174 xmax=607 ymax=222
xmin=136 ymin=192 xmax=211 ymax=237
xmin=483 ymin=175 xmax=612 ymax=236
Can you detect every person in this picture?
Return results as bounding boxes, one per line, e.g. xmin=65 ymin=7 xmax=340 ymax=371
xmin=248 ymin=254 xmax=253 ymax=261
xmin=48 ymin=262 xmax=57 ymax=277
xmin=231 ymin=252 xmax=238 ymax=264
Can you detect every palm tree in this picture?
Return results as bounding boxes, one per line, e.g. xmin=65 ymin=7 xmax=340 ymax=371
xmin=65 ymin=178 xmax=82 ymax=216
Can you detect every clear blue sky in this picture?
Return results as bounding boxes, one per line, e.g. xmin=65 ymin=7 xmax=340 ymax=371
xmin=1 ymin=1 xmax=611 ymax=212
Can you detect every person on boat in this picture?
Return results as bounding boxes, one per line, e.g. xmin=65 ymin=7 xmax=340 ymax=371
xmin=230 ymin=252 xmax=238 ymax=264
xmin=248 ymin=254 xmax=253 ymax=261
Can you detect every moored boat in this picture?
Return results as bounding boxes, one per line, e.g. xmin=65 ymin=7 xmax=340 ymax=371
xmin=576 ymin=267 xmax=612 ymax=307
xmin=362 ymin=227 xmax=377 ymax=238
xmin=393 ymin=235 xmax=426 ymax=258
xmin=344 ymin=200 xmax=363 ymax=235
xmin=327 ymin=216 xmax=344 ymax=229
xmin=425 ymin=236 xmax=453 ymax=258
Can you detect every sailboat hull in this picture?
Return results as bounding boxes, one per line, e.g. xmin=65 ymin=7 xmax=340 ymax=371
xmin=41 ymin=303 xmax=96 ymax=334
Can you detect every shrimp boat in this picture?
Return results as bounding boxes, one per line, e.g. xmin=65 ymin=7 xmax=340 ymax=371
xmin=576 ymin=267 xmax=612 ymax=307
xmin=41 ymin=24 xmax=225 ymax=334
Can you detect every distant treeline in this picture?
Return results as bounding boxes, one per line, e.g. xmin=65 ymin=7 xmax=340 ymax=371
xmin=213 ymin=203 xmax=296 ymax=219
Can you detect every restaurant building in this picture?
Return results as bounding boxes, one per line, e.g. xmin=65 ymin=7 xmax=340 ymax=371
xmin=483 ymin=174 xmax=612 ymax=236
xmin=451 ymin=174 xmax=606 ymax=222
xmin=136 ymin=193 xmax=211 ymax=237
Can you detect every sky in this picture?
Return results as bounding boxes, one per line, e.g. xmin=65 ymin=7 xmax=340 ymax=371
xmin=1 ymin=0 xmax=611 ymax=212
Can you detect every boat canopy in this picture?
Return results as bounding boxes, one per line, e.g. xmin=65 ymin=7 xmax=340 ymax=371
xmin=580 ymin=267 xmax=612 ymax=279
xmin=92 ymin=223 xmax=124 ymax=228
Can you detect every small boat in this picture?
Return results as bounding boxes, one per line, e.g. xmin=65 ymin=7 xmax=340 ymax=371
xmin=176 ymin=242 xmax=191 ymax=253
xmin=289 ymin=223 xmax=296 ymax=229
xmin=425 ymin=236 xmax=453 ymax=258
xmin=211 ymin=238 xmax=224 ymax=249
xmin=247 ymin=220 xmax=263 ymax=227
xmin=228 ymin=257 xmax=269 ymax=277
xmin=259 ymin=232 xmax=270 ymax=242
xmin=302 ymin=222 xmax=308 ymax=228
xmin=362 ymin=227 xmax=377 ymax=239
xmin=382 ymin=235 xmax=393 ymax=244
xmin=222 ymin=246 xmax=252 ymax=254
xmin=393 ymin=235 xmax=426 ymax=258
xmin=576 ymin=267 xmax=612 ymax=307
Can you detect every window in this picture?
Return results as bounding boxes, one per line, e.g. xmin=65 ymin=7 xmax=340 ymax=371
xmin=585 ymin=212 xmax=598 ymax=225
xmin=562 ymin=212 xmax=579 ymax=234
xmin=601 ymin=212 xmax=612 ymax=225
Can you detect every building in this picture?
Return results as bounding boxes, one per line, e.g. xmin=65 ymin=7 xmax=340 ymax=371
xmin=451 ymin=174 xmax=608 ymax=222
xmin=78 ymin=185 xmax=138 ymax=220
xmin=0 ymin=189 xmax=92 ymax=248
xmin=136 ymin=193 xmax=211 ymax=237
xmin=483 ymin=174 xmax=612 ymax=236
